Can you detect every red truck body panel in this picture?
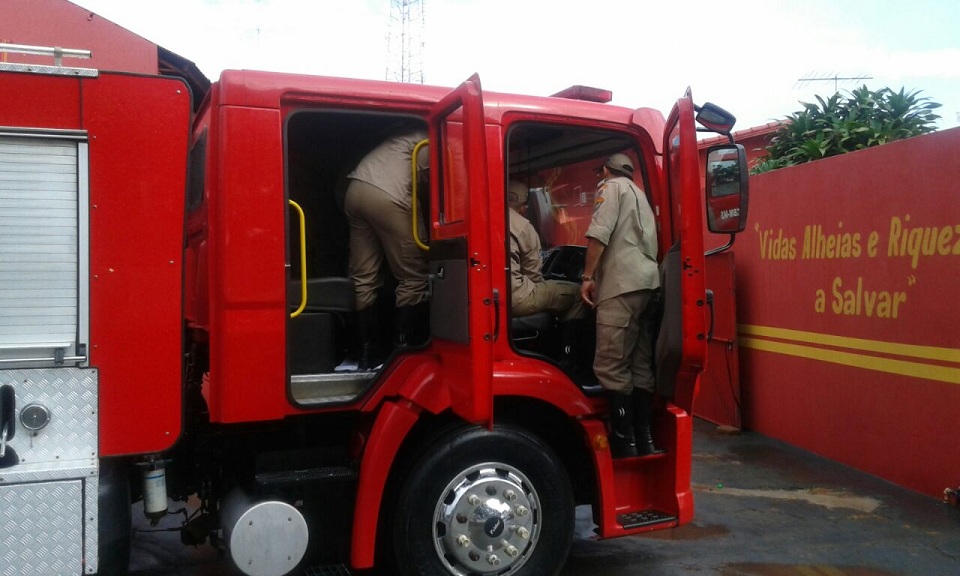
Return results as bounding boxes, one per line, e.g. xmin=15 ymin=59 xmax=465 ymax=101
xmin=0 ymin=70 xmax=189 ymax=455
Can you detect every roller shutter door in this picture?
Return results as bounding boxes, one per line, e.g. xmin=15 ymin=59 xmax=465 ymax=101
xmin=0 ymin=135 xmax=85 ymax=365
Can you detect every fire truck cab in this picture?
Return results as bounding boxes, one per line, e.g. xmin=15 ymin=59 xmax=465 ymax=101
xmin=0 ymin=47 xmax=747 ymax=576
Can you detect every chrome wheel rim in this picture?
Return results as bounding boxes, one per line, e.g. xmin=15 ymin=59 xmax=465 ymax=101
xmin=432 ymin=462 xmax=541 ymax=575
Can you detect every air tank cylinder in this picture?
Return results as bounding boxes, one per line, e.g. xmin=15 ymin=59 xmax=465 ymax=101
xmin=220 ymin=488 xmax=309 ymax=576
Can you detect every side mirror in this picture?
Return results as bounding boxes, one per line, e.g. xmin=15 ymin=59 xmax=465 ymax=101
xmin=705 ymin=144 xmax=749 ymax=234
xmin=696 ymin=103 xmax=737 ymax=135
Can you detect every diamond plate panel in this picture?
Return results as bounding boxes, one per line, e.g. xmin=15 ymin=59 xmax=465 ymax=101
xmin=0 ymin=368 xmax=97 ymax=483
xmin=0 ymin=480 xmax=84 ymax=576
xmin=84 ymin=474 xmax=98 ymax=574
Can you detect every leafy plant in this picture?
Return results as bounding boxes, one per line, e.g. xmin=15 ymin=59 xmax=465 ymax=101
xmin=751 ymin=86 xmax=941 ymax=174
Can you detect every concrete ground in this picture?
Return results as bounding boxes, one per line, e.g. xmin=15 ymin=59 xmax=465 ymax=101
xmin=563 ymin=418 xmax=960 ymax=575
xmin=130 ymin=418 xmax=960 ymax=575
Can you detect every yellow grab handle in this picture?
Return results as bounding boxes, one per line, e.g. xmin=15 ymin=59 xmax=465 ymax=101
xmin=412 ymin=138 xmax=430 ymax=251
xmin=289 ymin=199 xmax=307 ymax=318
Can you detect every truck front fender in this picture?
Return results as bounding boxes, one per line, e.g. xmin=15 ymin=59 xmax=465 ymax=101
xmin=350 ymin=398 xmax=420 ymax=569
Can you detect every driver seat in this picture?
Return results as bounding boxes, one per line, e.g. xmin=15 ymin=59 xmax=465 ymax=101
xmin=511 ymin=311 xmax=556 ymax=342
xmin=526 ymin=188 xmax=555 ymax=247
xmin=288 ymin=278 xmax=355 ymax=373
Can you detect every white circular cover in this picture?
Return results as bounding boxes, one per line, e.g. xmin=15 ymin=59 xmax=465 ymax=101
xmin=228 ymin=501 xmax=309 ymax=576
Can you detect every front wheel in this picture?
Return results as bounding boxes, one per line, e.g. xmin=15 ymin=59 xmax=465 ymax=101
xmin=392 ymin=424 xmax=575 ymax=575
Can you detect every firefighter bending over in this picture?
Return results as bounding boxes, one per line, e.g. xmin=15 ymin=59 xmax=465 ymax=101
xmin=344 ymin=127 xmax=430 ymax=370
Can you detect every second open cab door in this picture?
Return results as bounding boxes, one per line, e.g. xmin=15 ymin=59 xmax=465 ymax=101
xmin=425 ymin=74 xmax=494 ymax=425
xmin=658 ymin=89 xmax=708 ymax=413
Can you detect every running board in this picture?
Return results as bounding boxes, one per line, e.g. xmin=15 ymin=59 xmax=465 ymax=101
xmin=617 ymin=509 xmax=677 ymax=529
xmin=303 ymin=566 xmax=351 ymax=576
xmin=290 ymin=372 xmax=373 ymax=406
xmin=256 ymin=464 xmax=356 ymax=487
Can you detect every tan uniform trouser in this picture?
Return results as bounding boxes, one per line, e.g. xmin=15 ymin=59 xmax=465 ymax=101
xmin=344 ymin=180 xmax=428 ymax=310
xmin=593 ymin=289 xmax=656 ymax=394
xmin=513 ymin=280 xmax=585 ymax=322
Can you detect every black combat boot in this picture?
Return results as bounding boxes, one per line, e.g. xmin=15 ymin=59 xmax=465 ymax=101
xmin=394 ymin=301 xmax=430 ymax=348
xmin=608 ymin=391 xmax=639 ymax=458
xmin=356 ymin=306 xmax=383 ymax=370
xmin=633 ymin=388 xmax=664 ymax=456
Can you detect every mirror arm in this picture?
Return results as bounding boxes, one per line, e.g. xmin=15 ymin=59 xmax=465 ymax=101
xmin=705 ymin=234 xmax=736 ymax=257
xmin=694 ymin=127 xmax=735 ymax=143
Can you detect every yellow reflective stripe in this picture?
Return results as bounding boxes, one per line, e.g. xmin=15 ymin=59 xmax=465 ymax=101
xmin=740 ymin=337 xmax=960 ymax=384
xmin=739 ymin=324 xmax=960 ymax=364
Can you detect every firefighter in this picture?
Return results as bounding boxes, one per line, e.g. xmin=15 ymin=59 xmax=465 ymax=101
xmin=507 ymin=181 xmax=585 ymax=367
xmin=344 ymin=127 xmax=430 ymax=369
xmin=579 ymin=153 xmax=662 ymax=458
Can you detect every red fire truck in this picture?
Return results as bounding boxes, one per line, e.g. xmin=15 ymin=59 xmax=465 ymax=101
xmin=0 ymin=44 xmax=747 ymax=575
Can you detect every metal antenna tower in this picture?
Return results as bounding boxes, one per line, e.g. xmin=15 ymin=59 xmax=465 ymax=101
xmin=386 ymin=0 xmax=426 ymax=84
xmin=796 ymin=72 xmax=873 ymax=94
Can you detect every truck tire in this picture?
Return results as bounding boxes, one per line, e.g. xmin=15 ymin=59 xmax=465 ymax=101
xmin=392 ymin=423 xmax=574 ymax=575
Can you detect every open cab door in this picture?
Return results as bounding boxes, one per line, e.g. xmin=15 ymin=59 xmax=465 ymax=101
xmin=658 ymin=88 xmax=707 ymax=414
xmin=425 ymin=75 xmax=494 ymax=425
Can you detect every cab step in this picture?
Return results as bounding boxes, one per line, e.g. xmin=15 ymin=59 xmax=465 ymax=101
xmin=255 ymin=464 xmax=356 ymax=487
xmin=303 ymin=565 xmax=351 ymax=576
xmin=617 ymin=509 xmax=677 ymax=529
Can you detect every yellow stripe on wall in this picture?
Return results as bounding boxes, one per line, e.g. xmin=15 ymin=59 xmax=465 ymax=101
xmin=740 ymin=337 xmax=960 ymax=384
xmin=739 ymin=324 xmax=960 ymax=364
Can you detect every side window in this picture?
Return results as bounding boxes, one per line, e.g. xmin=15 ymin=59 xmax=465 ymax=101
xmin=438 ymin=121 xmax=467 ymax=225
xmin=666 ymin=129 xmax=682 ymax=245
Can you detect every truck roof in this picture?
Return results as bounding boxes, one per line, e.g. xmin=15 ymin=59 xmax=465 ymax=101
xmin=213 ymin=69 xmax=667 ymax=151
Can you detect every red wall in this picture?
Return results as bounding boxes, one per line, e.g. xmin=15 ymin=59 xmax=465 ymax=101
xmin=1 ymin=0 xmax=158 ymax=74
xmin=733 ymin=127 xmax=960 ymax=498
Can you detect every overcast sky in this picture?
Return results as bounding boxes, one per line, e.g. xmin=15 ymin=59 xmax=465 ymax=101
xmin=71 ymin=0 xmax=959 ymax=132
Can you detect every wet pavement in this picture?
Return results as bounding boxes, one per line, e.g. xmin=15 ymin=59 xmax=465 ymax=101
xmin=130 ymin=418 xmax=960 ymax=575
xmin=563 ymin=418 xmax=960 ymax=575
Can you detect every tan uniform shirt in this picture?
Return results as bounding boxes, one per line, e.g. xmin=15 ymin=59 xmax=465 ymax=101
xmin=585 ymin=176 xmax=659 ymax=303
xmin=347 ymin=129 xmax=428 ymax=210
xmin=509 ymin=208 xmax=544 ymax=304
